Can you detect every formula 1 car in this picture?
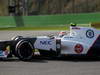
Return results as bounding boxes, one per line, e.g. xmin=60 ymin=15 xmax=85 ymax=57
xmin=0 ymin=25 xmax=100 ymax=60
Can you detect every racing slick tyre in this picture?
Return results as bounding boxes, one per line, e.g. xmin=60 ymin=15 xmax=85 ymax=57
xmin=11 ymin=36 xmax=23 ymax=41
xmin=15 ymin=40 xmax=34 ymax=61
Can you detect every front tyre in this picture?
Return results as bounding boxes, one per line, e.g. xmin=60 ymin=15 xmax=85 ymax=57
xmin=15 ymin=40 xmax=34 ymax=61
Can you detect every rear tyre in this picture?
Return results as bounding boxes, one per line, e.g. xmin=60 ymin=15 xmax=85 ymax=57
xmin=15 ymin=40 xmax=34 ymax=61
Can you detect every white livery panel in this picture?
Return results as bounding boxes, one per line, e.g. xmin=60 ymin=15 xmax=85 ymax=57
xmin=34 ymin=36 xmax=56 ymax=51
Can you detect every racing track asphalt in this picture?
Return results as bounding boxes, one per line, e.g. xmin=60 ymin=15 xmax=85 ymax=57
xmin=0 ymin=30 xmax=100 ymax=75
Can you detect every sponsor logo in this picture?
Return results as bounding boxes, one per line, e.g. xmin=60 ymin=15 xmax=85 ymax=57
xmin=75 ymin=44 xmax=83 ymax=54
xmin=40 ymin=41 xmax=52 ymax=45
xmin=72 ymin=27 xmax=80 ymax=30
xmin=86 ymin=29 xmax=94 ymax=38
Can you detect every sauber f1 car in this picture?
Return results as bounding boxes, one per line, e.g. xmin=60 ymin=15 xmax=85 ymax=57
xmin=0 ymin=25 xmax=100 ymax=60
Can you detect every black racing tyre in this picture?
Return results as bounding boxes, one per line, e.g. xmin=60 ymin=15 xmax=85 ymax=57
xmin=15 ymin=40 xmax=34 ymax=61
xmin=11 ymin=36 xmax=23 ymax=41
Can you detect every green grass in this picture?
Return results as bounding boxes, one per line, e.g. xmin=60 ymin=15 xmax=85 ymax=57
xmin=24 ymin=12 xmax=100 ymax=27
xmin=0 ymin=12 xmax=99 ymax=30
xmin=0 ymin=24 xmax=91 ymax=30
xmin=0 ymin=26 xmax=67 ymax=30
xmin=0 ymin=12 xmax=99 ymax=28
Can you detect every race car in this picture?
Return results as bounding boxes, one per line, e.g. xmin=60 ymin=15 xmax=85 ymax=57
xmin=0 ymin=25 xmax=100 ymax=60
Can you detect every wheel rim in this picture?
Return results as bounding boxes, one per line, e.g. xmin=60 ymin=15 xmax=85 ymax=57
xmin=16 ymin=40 xmax=33 ymax=60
